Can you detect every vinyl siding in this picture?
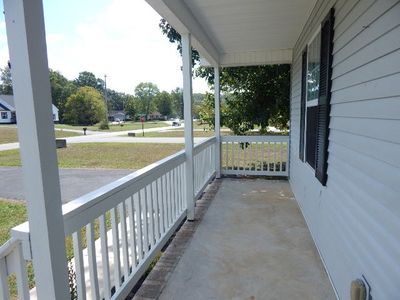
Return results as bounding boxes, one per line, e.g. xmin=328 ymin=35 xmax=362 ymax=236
xmin=289 ymin=0 xmax=400 ymax=299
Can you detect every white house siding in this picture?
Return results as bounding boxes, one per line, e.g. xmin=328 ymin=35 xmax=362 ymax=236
xmin=289 ymin=0 xmax=400 ymax=299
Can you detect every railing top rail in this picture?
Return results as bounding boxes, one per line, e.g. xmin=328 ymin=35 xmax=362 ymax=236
xmin=221 ymin=135 xmax=289 ymax=142
xmin=193 ymin=136 xmax=216 ymax=155
xmin=62 ymin=149 xmax=185 ymax=233
xmin=12 ymin=136 xmax=219 ymax=237
xmin=0 ymin=237 xmax=19 ymax=259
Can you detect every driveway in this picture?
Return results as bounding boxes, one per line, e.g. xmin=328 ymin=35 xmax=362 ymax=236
xmin=0 ymin=167 xmax=133 ymax=204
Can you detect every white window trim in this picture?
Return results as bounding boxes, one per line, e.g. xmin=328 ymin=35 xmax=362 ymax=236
xmin=304 ymin=25 xmax=321 ymax=170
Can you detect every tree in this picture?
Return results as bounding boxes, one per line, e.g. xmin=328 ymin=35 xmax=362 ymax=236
xmin=159 ymin=19 xmax=291 ymax=134
xmin=159 ymin=19 xmax=200 ymax=65
xmin=134 ymin=82 xmax=159 ymax=119
xmin=155 ymin=91 xmax=172 ymax=117
xmin=74 ymin=71 xmax=101 ymax=90
xmin=124 ymin=95 xmax=138 ymax=120
xmin=170 ymin=87 xmax=183 ymax=118
xmin=0 ymin=65 xmax=13 ymax=95
xmin=64 ymin=87 xmax=106 ymax=125
xmin=198 ymin=65 xmax=290 ymax=134
xmin=49 ymin=70 xmax=77 ymax=122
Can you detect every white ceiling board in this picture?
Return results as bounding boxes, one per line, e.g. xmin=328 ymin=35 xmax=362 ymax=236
xmin=146 ymin=0 xmax=317 ymax=66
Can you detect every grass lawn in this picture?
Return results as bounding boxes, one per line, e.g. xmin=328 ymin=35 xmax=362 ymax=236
xmin=0 ymin=127 xmax=80 ymax=144
xmin=0 ymin=143 xmax=184 ymax=169
xmin=0 ymin=199 xmax=27 ymax=245
xmin=55 ymin=120 xmax=169 ymax=132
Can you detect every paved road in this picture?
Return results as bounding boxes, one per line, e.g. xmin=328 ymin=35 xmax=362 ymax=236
xmin=0 ymin=125 xmax=186 ymax=151
xmin=0 ymin=167 xmax=133 ymax=204
xmin=54 ymin=127 xmax=99 ymax=135
xmin=68 ymin=136 xmax=208 ymax=144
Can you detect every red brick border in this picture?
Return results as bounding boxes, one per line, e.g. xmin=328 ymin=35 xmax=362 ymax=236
xmin=129 ymin=179 xmax=222 ymax=300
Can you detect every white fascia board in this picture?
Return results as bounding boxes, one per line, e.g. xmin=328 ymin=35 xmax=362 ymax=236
xmin=146 ymin=0 xmax=220 ymax=66
xmin=214 ymin=49 xmax=293 ymax=67
xmin=0 ymin=97 xmax=15 ymax=111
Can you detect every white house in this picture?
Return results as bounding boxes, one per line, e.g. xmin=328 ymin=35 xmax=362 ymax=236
xmin=0 ymin=95 xmax=16 ymax=124
xmin=0 ymin=0 xmax=399 ymax=299
xmin=0 ymin=94 xmax=59 ymax=123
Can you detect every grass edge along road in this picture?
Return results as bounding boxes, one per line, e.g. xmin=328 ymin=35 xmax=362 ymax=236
xmin=0 ymin=142 xmax=184 ymax=169
xmin=55 ymin=120 xmax=169 ymax=132
xmin=0 ymin=126 xmax=80 ymax=145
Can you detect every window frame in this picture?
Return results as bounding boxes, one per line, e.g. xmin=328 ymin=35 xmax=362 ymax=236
xmin=1 ymin=111 xmax=8 ymax=119
xmin=300 ymin=8 xmax=335 ymax=186
xmin=304 ymin=26 xmax=321 ymax=170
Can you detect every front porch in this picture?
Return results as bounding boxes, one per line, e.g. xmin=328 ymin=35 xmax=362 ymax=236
xmin=136 ymin=178 xmax=335 ymax=300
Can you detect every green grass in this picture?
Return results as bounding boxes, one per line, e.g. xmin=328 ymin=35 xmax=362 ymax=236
xmin=0 ymin=127 xmax=80 ymax=144
xmin=0 ymin=199 xmax=27 ymax=245
xmin=0 ymin=143 xmax=184 ymax=169
xmin=0 ymin=200 xmax=31 ymax=298
xmin=55 ymin=120 xmax=169 ymax=132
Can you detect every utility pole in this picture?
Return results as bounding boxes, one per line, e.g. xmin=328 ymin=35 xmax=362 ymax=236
xmin=104 ymin=74 xmax=109 ymax=121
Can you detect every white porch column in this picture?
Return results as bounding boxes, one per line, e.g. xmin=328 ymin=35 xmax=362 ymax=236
xmin=182 ymin=33 xmax=195 ymax=221
xmin=4 ymin=0 xmax=70 ymax=298
xmin=214 ymin=67 xmax=221 ymax=178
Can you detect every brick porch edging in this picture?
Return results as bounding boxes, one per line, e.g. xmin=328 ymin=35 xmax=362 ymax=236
xmin=128 ymin=178 xmax=222 ymax=300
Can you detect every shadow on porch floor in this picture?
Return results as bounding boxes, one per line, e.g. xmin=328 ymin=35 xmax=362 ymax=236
xmin=135 ymin=178 xmax=336 ymax=300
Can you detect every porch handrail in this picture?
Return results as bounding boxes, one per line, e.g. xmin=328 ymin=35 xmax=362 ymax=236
xmin=63 ymin=136 xmax=216 ymax=234
xmin=2 ymin=136 xmax=217 ymax=300
xmin=0 ymin=238 xmax=29 ymax=299
xmin=221 ymin=135 xmax=289 ymax=177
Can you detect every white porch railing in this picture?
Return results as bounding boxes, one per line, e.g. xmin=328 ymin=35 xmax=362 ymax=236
xmin=194 ymin=137 xmax=216 ymax=198
xmin=221 ymin=135 xmax=289 ymax=177
xmin=0 ymin=238 xmax=29 ymax=299
xmin=0 ymin=135 xmax=289 ymax=299
xmin=0 ymin=137 xmax=216 ymax=300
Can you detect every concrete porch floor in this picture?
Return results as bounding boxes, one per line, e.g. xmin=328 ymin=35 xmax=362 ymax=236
xmin=158 ymin=179 xmax=336 ymax=300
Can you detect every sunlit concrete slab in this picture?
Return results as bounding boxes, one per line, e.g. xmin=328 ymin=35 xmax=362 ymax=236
xmin=159 ymin=179 xmax=336 ymax=300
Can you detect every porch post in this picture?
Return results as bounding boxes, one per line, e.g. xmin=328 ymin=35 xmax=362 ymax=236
xmin=4 ymin=0 xmax=70 ymax=298
xmin=214 ymin=66 xmax=221 ymax=178
xmin=182 ymin=33 xmax=195 ymax=220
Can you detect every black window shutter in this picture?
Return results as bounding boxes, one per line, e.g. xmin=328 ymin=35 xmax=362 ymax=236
xmin=315 ymin=8 xmax=334 ymax=185
xmin=299 ymin=48 xmax=307 ymax=161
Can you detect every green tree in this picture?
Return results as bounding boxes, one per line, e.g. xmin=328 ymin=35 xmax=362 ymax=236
xmin=155 ymin=91 xmax=172 ymax=117
xmin=0 ymin=65 xmax=13 ymax=95
xmin=74 ymin=71 xmax=100 ymax=90
xmin=124 ymin=95 xmax=138 ymax=120
xmin=64 ymin=87 xmax=106 ymax=125
xmin=159 ymin=19 xmax=291 ymax=134
xmin=49 ymin=70 xmax=77 ymax=122
xmin=170 ymin=87 xmax=183 ymax=118
xmin=134 ymin=82 xmax=159 ymax=119
xmin=159 ymin=19 xmax=200 ymax=65
xmin=198 ymin=65 xmax=290 ymax=134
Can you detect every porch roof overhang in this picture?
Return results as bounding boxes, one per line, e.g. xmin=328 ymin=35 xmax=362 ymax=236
xmin=146 ymin=0 xmax=317 ymax=67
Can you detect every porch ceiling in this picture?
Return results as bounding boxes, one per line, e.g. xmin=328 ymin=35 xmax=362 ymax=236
xmin=146 ymin=0 xmax=317 ymax=66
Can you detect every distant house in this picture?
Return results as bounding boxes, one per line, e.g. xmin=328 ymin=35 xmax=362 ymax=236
xmin=108 ymin=110 xmax=126 ymax=122
xmin=0 ymin=95 xmax=16 ymax=124
xmin=148 ymin=111 xmax=167 ymax=121
xmin=0 ymin=94 xmax=59 ymax=123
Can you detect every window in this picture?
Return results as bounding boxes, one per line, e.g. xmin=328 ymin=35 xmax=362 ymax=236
xmin=299 ymin=8 xmax=334 ymax=186
xmin=305 ymin=30 xmax=321 ymax=169
xmin=1 ymin=112 xmax=8 ymax=119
